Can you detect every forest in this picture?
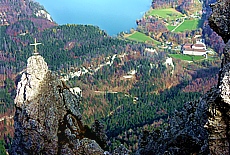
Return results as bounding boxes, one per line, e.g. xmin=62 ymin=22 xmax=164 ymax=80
xmin=68 ymin=51 xmax=219 ymax=151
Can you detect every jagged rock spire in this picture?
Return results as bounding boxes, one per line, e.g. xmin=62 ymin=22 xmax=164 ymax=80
xmin=11 ymin=53 xmax=107 ymax=154
xmin=15 ymin=55 xmax=48 ymax=108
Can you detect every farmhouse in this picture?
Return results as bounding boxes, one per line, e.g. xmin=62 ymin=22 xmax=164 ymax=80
xmin=182 ymin=41 xmax=207 ymax=56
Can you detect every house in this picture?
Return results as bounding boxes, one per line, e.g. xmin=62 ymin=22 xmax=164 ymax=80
xmin=182 ymin=41 xmax=207 ymax=57
xmin=192 ymin=43 xmax=206 ymax=50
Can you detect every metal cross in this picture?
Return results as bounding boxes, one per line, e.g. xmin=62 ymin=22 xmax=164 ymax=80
xmin=30 ymin=38 xmax=42 ymax=54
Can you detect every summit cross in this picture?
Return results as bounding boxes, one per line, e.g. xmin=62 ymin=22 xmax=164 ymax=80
xmin=30 ymin=38 xmax=42 ymax=55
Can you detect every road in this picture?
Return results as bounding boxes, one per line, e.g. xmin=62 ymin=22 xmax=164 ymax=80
xmin=171 ymin=18 xmax=185 ymax=32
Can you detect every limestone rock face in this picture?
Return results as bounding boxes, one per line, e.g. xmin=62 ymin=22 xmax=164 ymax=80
xmin=207 ymin=0 xmax=230 ymax=154
xmin=15 ymin=55 xmax=48 ymax=108
xmin=219 ymin=47 xmax=230 ymax=105
xmin=206 ymin=42 xmax=230 ymax=155
xmin=10 ymin=55 xmax=105 ymax=155
xmin=209 ymin=0 xmax=230 ymax=43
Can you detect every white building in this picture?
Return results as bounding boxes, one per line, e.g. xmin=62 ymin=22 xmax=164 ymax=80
xmin=192 ymin=43 xmax=206 ymax=50
xmin=182 ymin=41 xmax=207 ymax=56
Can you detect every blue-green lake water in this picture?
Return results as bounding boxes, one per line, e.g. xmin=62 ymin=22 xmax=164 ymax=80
xmin=35 ymin=0 xmax=152 ymax=36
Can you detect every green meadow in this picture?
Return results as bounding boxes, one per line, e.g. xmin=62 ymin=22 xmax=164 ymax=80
xmin=173 ymin=19 xmax=201 ymax=32
xmin=148 ymin=8 xmax=184 ymax=20
xmin=127 ymin=32 xmax=161 ymax=45
xmin=167 ymin=25 xmax=176 ymax=31
xmin=169 ymin=54 xmax=205 ymax=61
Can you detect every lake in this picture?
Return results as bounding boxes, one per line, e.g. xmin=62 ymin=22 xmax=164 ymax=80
xmin=35 ymin=0 xmax=152 ymax=36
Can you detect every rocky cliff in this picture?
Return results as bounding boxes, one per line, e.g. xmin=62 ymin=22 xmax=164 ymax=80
xmin=136 ymin=0 xmax=230 ymax=154
xmin=207 ymin=0 xmax=230 ymax=154
xmin=10 ymin=54 xmax=108 ymax=154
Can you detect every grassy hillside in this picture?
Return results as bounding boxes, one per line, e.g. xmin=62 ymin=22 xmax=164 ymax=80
xmin=173 ymin=19 xmax=202 ymax=32
xmin=147 ymin=8 xmax=184 ymax=20
xmin=126 ymin=31 xmax=161 ymax=45
xmin=169 ymin=54 xmax=205 ymax=61
xmin=167 ymin=25 xmax=176 ymax=31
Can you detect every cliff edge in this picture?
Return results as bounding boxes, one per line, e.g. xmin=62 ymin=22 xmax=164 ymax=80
xmin=207 ymin=0 xmax=230 ymax=154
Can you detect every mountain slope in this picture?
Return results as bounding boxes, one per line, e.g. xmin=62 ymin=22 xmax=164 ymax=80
xmin=135 ymin=0 xmax=230 ymax=154
xmin=0 ymin=0 xmax=226 ymax=154
xmin=0 ymin=0 xmax=56 ymax=29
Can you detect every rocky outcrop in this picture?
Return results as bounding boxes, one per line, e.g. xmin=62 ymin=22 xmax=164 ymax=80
xmin=209 ymin=0 xmax=230 ymax=43
xmin=14 ymin=55 xmax=48 ymax=108
xmin=207 ymin=0 xmax=230 ymax=154
xmin=10 ymin=55 xmax=107 ymax=155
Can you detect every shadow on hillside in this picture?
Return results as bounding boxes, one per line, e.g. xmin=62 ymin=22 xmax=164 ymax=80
xmin=191 ymin=67 xmax=219 ymax=79
xmin=197 ymin=19 xmax=205 ymax=29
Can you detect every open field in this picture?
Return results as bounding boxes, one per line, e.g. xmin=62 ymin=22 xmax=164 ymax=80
xmin=147 ymin=8 xmax=184 ymax=20
xmin=169 ymin=54 xmax=205 ymax=61
xmin=146 ymin=8 xmax=203 ymax=33
xmin=126 ymin=31 xmax=161 ymax=45
xmin=173 ymin=19 xmax=202 ymax=32
xmin=167 ymin=25 xmax=176 ymax=31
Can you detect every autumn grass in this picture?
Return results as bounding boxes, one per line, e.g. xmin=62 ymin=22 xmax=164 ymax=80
xmin=169 ymin=54 xmax=205 ymax=61
xmin=126 ymin=31 xmax=161 ymax=45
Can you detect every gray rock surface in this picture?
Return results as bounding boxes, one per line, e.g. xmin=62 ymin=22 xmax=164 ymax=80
xmin=209 ymin=0 xmax=230 ymax=43
xmin=206 ymin=42 xmax=230 ymax=155
xmin=10 ymin=55 xmax=106 ymax=155
xmin=207 ymin=1 xmax=230 ymax=154
xmin=136 ymin=98 xmax=210 ymax=155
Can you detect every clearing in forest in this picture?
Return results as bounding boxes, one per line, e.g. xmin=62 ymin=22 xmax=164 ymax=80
xmin=147 ymin=8 xmax=184 ymax=20
xmin=169 ymin=54 xmax=205 ymax=61
xmin=167 ymin=25 xmax=177 ymax=31
xmin=173 ymin=19 xmax=202 ymax=32
xmin=126 ymin=31 xmax=161 ymax=45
